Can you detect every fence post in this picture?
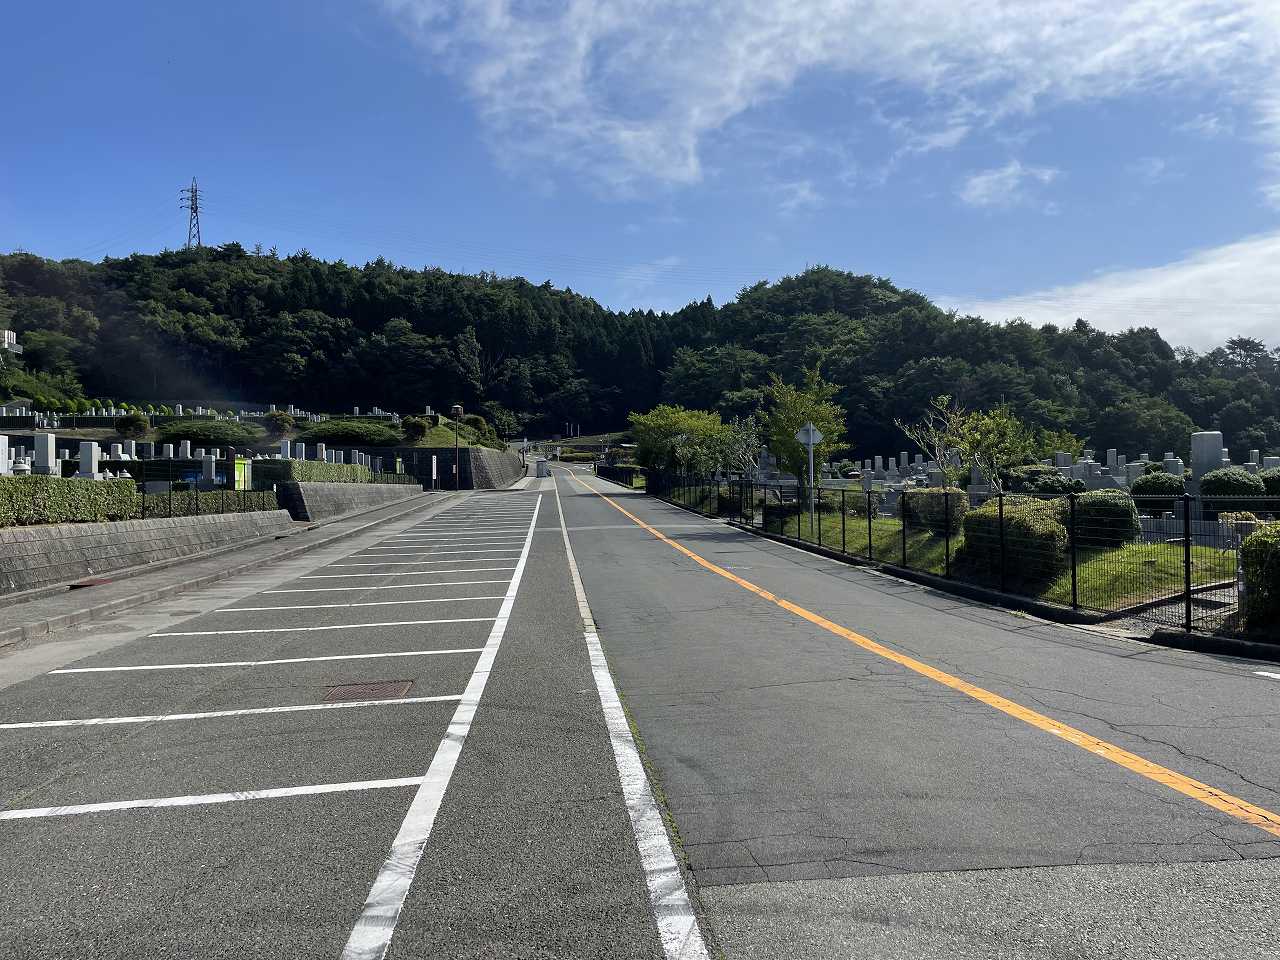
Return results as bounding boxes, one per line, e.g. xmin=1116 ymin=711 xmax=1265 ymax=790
xmin=866 ymin=491 xmax=873 ymax=560
xmin=1069 ymin=492 xmax=1079 ymax=610
xmin=1183 ymin=493 xmax=1193 ymax=632
xmin=841 ymin=489 xmax=847 ymax=555
xmin=901 ymin=490 xmax=908 ymax=567
xmin=796 ymin=482 xmax=802 ymax=540
xmin=943 ymin=490 xmax=951 ymax=578
xmin=817 ymin=485 xmax=823 ymax=546
xmin=168 ymin=458 xmax=174 ymax=518
xmin=998 ymin=492 xmax=1007 ymax=593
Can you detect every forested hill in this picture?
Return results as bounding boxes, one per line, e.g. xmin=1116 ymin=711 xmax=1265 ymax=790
xmin=1 ymin=244 xmax=1277 ymax=458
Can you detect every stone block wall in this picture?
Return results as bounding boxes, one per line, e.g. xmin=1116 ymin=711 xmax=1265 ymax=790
xmin=466 ymin=448 xmax=524 ymax=489
xmin=277 ymin=481 xmax=427 ymax=522
xmin=0 ymin=511 xmax=294 ymax=596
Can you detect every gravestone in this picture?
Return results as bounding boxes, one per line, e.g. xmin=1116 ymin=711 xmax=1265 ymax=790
xmin=316 ymin=443 xmax=326 ymax=463
xmin=179 ymin=441 xmax=192 ymax=459
xmin=32 ymin=433 xmax=57 ymax=475
xmin=162 ymin=444 xmax=175 ymax=459
xmin=0 ymin=435 xmax=8 ymax=476
xmin=1263 ymin=456 xmax=1280 ymax=470
xmin=110 ymin=444 xmax=123 ymax=460
xmin=1191 ymin=431 xmax=1224 ymax=480
xmin=373 ymin=457 xmax=382 ymax=473
xmin=201 ymin=455 xmax=217 ymax=487
xmin=78 ymin=442 xmax=100 ymax=479
xmin=1163 ymin=454 xmax=1184 ymax=476
xmin=294 ymin=442 xmax=306 ymax=460
xmin=138 ymin=442 xmax=154 ymax=459
xmin=1124 ymin=461 xmax=1146 ymax=484
xmin=280 ymin=440 xmax=291 ymax=459
xmin=1054 ymin=451 xmax=1073 ymax=468
xmin=121 ymin=440 xmax=136 ymax=459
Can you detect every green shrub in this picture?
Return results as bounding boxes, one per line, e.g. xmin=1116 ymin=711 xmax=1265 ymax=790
xmin=154 ymin=419 xmax=263 ymax=447
xmin=842 ymin=487 xmax=885 ymax=518
xmin=1219 ymin=511 xmax=1259 ymax=525
xmin=260 ymin=410 xmax=295 ymax=438
xmin=252 ymin=459 xmax=374 ymax=486
xmin=294 ymin=419 xmax=402 ymax=447
xmin=114 ymin=412 xmax=150 ymax=439
xmin=900 ymin=486 xmax=968 ymax=535
xmin=1200 ymin=467 xmax=1266 ymax=497
xmin=1057 ymin=489 xmax=1141 ymax=547
xmin=1130 ymin=470 xmax=1185 ymax=514
xmin=1241 ymin=525 xmax=1280 ymax=634
xmin=1259 ymin=467 xmax=1280 ymax=497
xmin=401 ymin=416 xmax=428 ymax=443
xmin=0 ymin=476 xmax=138 ymax=526
xmin=141 ymin=490 xmax=280 ymax=517
xmin=955 ymin=498 xmax=1068 ymax=585
xmin=1004 ymin=464 xmax=1083 ymax=494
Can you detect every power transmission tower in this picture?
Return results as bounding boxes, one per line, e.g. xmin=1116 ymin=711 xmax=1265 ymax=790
xmin=179 ymin=178 xmax=202 ymax=249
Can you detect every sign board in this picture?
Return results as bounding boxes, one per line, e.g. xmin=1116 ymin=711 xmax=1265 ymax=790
xmin=795 ymin=423 xmax=824 ymax=446
xmin=431 ymin=455 xmax=437 ymax=481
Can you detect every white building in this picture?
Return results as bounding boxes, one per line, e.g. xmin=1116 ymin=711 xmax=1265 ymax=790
xmin=0 ymin=330 xmax=20 ymax=355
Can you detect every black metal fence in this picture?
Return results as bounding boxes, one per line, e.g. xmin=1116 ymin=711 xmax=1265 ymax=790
xmin=647 ymin=472 xmax=1279 ymax=636
xmin=138 ymin=487 xmax=279 ymax=519
xmin=594 ymin=463 xmax=645 ymax=488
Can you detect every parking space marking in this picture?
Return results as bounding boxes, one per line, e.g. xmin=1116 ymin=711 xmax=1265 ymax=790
xmin=218 ymin=596 xmax=506 ymax=612
xmin=0 ymin=695 xmax=464 ymax=730
xmin=326 ymin=558 xmax=523 ymax=568
xmin=49 ymin=648 xmax=486 ymax=674
xmin=264 ymin=580 xmax=510 ymax=594
xmin=299 ymin=567 xmax=517 ymax=579
xmin=1256 ymin=671 xmax=1280 ymax=681
xmin=0 ymin=776 xmax=428 ymax=821
xmin=340 ymin=495 xmax=543 ymax=960
xmin=150 ymin=617 xmax=497 ymax=637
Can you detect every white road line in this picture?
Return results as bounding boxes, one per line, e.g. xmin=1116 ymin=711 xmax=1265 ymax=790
xmin=341 ymin=494 xmax=543 ymax=960
xmin=326 ymin=559 xmax=520 ymax=567
xmin=0 ymin=695 xmax=462 ymax=730
xmin=150 ymin=617 xmax=496 ymax=637
xmin=218 ymin=596 xmax=505 ymax=612
xmin=1256 ymin=671 xmax=1280 ymax=681
xmin=264 ymin=580 xmax=510 ymax=594
xmin=49 ymin=648 xmax=485 ymax=674
xmin=298 ymin=567 xmax=516 ymax=579
xmin=354 ymin=549 xmax=523 ymax=557
xmin=551 ymin=472 xmax=710 ymax=960
xmin=0 ymin=776 xmax=427 ymax=821
xmin=382 ymin=536 xmax=527 ymax=542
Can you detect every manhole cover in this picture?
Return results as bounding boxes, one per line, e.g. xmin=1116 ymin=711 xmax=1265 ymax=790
xmin=324 ymin=680 xmax=415 ymax=702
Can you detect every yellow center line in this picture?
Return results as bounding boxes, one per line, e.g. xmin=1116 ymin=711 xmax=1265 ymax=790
xmin=566 ymin=468 xmax=1280 ymax=840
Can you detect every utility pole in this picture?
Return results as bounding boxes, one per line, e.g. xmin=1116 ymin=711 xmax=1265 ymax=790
xmin=179 ymin=178 xmax=202 ymax=249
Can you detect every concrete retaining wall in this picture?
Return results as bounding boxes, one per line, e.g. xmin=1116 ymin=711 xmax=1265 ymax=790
xmin=466 ymin=447 xmax=524 ymax=489
xmin=0 ymin=511 xmax=294 ymax=596
xmin=276 ymin=481 xmax=426 ymax=522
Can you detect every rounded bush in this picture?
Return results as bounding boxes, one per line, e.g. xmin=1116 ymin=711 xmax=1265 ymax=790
xmin=401 ymin=416 xmax=428 ymax=443
xmin=153 ymin=419 xmax=263 ymax=447
xmin=114 ymin=412 xmax=150 ymax=439
xmin=1241 ymin=525 xmax=1280 ymax=635
xmin=260 ymin=410 xmax=295 ymax=438
xmin=1005 ymin=464 xmax=1083 ymax=494
xmin=1259 ymin=467 xmax=1280 ymax=497
xmin=1059 ymin=489 xmax=1141 ymax=547
xmin=294 ymin=419 xmax=402 ymax=447
xmin=900 ymin=486 xmax=968 ymax=535
xmin=1200 ymin=467 xmax=1266 ymax=497
xmin=955 ymin=498 xmax=1068 ymax=584
xmin=1130 ymin=471 xmax=1185 ymax=496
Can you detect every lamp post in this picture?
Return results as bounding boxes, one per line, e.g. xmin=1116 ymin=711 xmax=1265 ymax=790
xmin=451 ymin=404 xmax=464 ymax=490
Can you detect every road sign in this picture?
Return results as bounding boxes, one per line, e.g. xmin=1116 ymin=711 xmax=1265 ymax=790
xmin=795 ymin=423 xmax=824 ymax=446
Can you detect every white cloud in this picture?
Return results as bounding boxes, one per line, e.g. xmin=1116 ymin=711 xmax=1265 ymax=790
xmin=1176 ymin=111 xmax=1235 ymax=137
xmin=1127 ymin=156 xmax=1178 ymax=182
xmin=942 ymin=230 xmax=1280 ymax=350
xmin=958 ymin=160 xmax=1059 ymax=208
xmin=776 ymin=179 xmax=822 ymax=215
xmin=383 ymin=0 xmax=1280 ymax=198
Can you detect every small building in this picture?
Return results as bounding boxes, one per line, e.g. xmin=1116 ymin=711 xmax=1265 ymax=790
xmin=0 ymin=330 xmax=21 ymax=355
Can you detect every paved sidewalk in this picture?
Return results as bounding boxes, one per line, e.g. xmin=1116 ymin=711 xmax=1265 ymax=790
xmin=0 ymin=492 xmax=458 ymax=654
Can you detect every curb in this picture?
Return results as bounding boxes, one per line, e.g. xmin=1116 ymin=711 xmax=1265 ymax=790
xmin=0 ymin=492 xmax=461 ymax=651
xmin=1149 ymin=628 xmax=1280 ymax=663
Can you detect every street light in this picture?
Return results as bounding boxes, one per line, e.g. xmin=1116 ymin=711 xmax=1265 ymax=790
xmin=451 ymin=404 xmax=464 ymax=490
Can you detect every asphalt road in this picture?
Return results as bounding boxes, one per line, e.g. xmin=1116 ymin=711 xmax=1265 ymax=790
xmin=3 ymin=467 xmax=1280 ymax=958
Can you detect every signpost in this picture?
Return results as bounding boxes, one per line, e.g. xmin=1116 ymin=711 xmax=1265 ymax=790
xmin=795 ymin=422 xmax=823 ymax=533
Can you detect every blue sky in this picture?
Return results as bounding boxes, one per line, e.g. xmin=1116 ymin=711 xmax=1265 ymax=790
xmin=3 ymin=0 xmax=1279 ymax=349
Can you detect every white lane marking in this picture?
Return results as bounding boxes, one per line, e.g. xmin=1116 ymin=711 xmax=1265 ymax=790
xmin=551 ymin=472 xmax=710 ymax=960
xmin=381 ymin=536 xmax=527 ymax=543
xmin=325 ymin=559 xmax=520 ymax=568
xmin=0 ymin=695 xmax=462 ymax=730
xmin=353 ymin=549 xmax=523 ymax=558
xmin=298 ymin=567 xmax=516 ymax=579
xmin=264 ymin=580 xmax=510 ymax=594
xmin=1256 ymin=671 xmax=1280 ymax=681
xmin=150 ymin=617 xmax=496 ymax=637
xmin=218 ymin=596 xmax=505 ymax=612
xmin=50 ymin=648 xmax=485 ymax=674
xmin=0 ymin=776 xmax=427 ymax=821
xmin=340 ymin=494 xmax=543 ymax=960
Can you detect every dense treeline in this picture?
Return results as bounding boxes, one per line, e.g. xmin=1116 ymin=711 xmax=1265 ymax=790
xmin=1 ymin=245 xmax=1277 ymax=458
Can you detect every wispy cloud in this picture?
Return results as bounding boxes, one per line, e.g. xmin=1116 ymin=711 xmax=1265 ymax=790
xmin=1127 ymin=156 xmax=1178 ymax=183
xmin=776 ymin=179 xmax=822 ymax=216
xmin=1176 ymin=111 xmax=1235 ymax=138
xmin=942 ymin=230 xmax=1280 ymax=350
xmin=958 ymin=160 xmax=1058 ymax=208
xmin=383 ymin=0 xmax=1280 ymax=200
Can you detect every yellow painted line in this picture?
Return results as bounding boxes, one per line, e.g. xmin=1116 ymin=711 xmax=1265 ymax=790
xmin=565 ymin=469 xmax=1280 ymax=840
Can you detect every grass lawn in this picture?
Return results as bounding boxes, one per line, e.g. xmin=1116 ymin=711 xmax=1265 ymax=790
xmin=667 ymin=485 xmax=1237 ymax=615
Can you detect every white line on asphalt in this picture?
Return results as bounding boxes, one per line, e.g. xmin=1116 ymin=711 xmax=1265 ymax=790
xmin=1256 ymin=671 xmax=1280 ymax=681
xmin=50 ymin=648 xmax=485 ymax=674
xmin=551 ymin=473 xmax=710 ymax=960
xmin=325 ymin=559 xmax=521 ymax=567
xmin=360 ymin=545 xmax=524 ymax=552
xmin=0 ymin=695 xmax=463 ymax=730
xmin=353 ymin=549 xmax=523 ymax=557
xmin=149 ymin=617 xmax=496 ymax=637
xmin=0 ymin=776 xmax=428 ymax=821
xmin=341 ymin=494 xmax=543 ymax=960
xmin=382 ymin=536 xmax=528 ymax=542
xmin=264 ymin=580 xmax=510 ymax=594
xmin=218 ymin=596 xmax=505 ymax=612
xmin=297 ymin=568 xmax=516 ymax=580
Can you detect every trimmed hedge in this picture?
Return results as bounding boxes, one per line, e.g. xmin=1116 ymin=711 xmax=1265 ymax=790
xmin=141 ymin=490 xmax=280 ymax=518
xmin=294 ymin=419 xmax=403 ymax=447
xmin=252 ymin=460 xmax=374 ymax=486
xmin=1130 ymin=471 xmax=1185 ymax=496
xmin=1259 ymin=467 xmax=1280 ymax=497
xmin=0 ymin=476 xmax=138 ymax=526
xmin=1241 ymin=525 xmax=1280 ymax=635
xmin=1004 ymin=464 xmax=1083 ymax=494
xmin=955 ymin=498 xmax=1068 ymax=584
xmin=1057 ymin=490 xmax=1141 ymax=547
xmin=900 ymin=486 xmax=968 ymax=535
xmin=1200 ymin=467 xmax=1266 ymax=497
xmin=154 ymin=420 xmax=264 ymax=447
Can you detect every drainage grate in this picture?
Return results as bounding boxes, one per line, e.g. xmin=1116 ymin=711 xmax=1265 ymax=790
xmin=324 ymin=680 xmax=415 ymax=702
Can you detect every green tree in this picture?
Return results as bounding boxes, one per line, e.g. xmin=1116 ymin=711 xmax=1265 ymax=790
xmin=952 ymin=405 xmax=1040 ymax=494
xmin=763 ymin=369 xmax=846 ymax=487
xmin=628 ymin=404 xmax=727 ymax=472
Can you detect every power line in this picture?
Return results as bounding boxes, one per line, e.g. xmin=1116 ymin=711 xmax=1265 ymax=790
xmin=179 ymin=178 xmax=202 ymax=249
